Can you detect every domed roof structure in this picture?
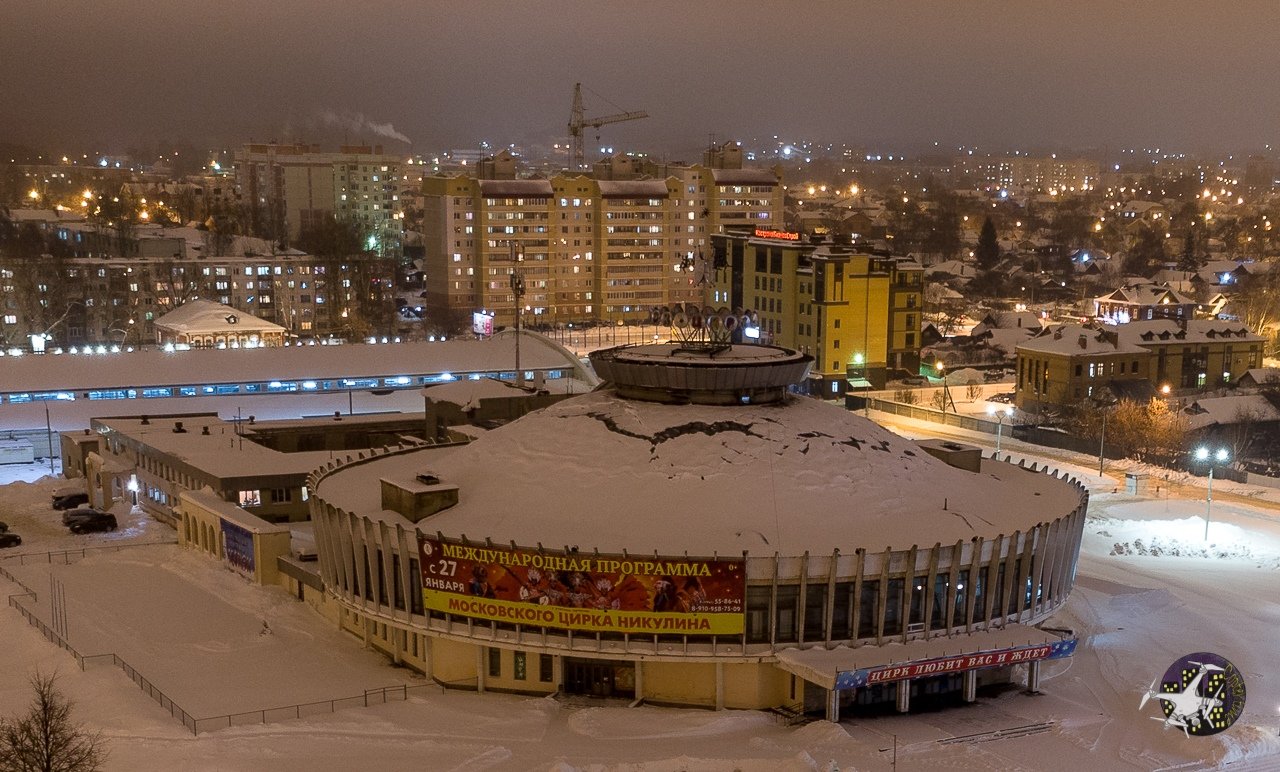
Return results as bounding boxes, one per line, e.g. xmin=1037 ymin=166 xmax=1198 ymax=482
xmin=405 ymin=384 xmax=1078 ymax=555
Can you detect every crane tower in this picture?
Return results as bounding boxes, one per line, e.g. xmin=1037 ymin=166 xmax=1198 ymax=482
xmin=567 ymin=83 xmax=648 ymax=171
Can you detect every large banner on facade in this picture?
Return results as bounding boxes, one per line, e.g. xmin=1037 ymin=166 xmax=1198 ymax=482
xmin=220 ymin=519 xmax=255 ymax=578
xmin=419 ymin=537 xmax=745 ymax=635
xmin=833 ymin=638 xmax=1077 ymax=690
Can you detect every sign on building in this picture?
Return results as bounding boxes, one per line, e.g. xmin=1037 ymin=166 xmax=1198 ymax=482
xmin=419 ymin=537 xmax=745 ymax=635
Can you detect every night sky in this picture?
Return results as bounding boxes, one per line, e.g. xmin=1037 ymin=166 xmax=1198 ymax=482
xmin=3 ymin=0 xmax=1278 ymax=155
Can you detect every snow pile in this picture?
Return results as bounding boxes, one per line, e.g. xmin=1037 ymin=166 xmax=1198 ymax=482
xmin=1109 ymin=537 xmax=1263 ymax=562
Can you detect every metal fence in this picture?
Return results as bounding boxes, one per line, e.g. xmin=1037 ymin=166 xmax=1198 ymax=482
xmin=2 ymin=542 xmax=430 ymax=736
xmin=865 ymin=397 xmax=1003 ymax=435
xmin=0 ymin=540 xmax=177 ymax=567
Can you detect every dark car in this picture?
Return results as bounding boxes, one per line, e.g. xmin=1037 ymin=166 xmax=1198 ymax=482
xmin=0 ymin=532 xmax=21 ymax=548
xmin=62 ymin=507 xmax=107 ymax=526
xmin=52 ymin=492 xmax=90 ymax=510
xmin=0 ymin=520 xmax=7 ymax=533
xmin=68 ymin=512 xmax=116 ymax=534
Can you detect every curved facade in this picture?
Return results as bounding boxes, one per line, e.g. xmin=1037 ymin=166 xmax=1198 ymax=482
xmin=308 ymin=344 xmax=1087 ymax=716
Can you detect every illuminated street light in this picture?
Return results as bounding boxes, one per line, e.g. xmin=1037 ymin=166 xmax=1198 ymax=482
xmin=1193 ymin=446 xmax=1230 ymax=541
xmin=987 ymin=404 xmax=1014 ymax=453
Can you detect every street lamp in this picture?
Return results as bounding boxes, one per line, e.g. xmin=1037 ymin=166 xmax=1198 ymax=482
xmin=988 ymin=404 xmax=1014 ymax=453
xmin=936 ymin=361 xmax=954 ymax=416
xmin=1193 ymin=446 xmax=1230 ymax=541
xmin=1093 ymin=395 xmax=1118 ymax=478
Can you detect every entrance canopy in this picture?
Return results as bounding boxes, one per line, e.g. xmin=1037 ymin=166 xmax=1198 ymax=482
xmin=775 ymin=625 xmax=1076 ymax=691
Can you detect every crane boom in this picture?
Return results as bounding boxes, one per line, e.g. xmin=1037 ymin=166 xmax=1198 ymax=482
xmin=568 ymin=82 xmax=647 ymax=170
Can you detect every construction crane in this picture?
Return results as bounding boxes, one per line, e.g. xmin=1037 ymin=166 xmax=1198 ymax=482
xmin=567 ymin=83 xmax=648 ymax=171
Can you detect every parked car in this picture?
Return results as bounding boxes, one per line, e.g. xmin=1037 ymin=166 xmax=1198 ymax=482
xmin=62 ymin=507 xmax=107 ymax=526
xmin=52 ymin=491 xmax=90 ymax=510
xmin=0 ymin=520 xmax=7 ymax=533
xmin=0 ymin=532 xmax=21 ymax=548
xmin=67 ymin=512 xmax=116 ymax=534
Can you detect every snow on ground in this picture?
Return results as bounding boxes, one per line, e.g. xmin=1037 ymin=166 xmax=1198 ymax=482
xmin=4 ymin=451 xmax=1280 ymax=769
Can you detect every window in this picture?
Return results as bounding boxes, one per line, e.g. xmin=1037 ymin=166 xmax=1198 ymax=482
xmin=487 ymin=648 xmax=501 ymax=678
xmin=858 ymin=580 xmax=879 ymax=638
xmin=238 ymin=490 xmax=262 ymax=507
xmin=745 ymin=587 xmax=771 ymax=643
xmin=774 ymin=585 xmax=799 ymax=643
xmin=803 ymin=584 xmax=827 ymax=640
xmin=539 ymin=654 xmax=553 ymax=683
xmin=513 ymin=651 xmax=526 ymax=680
xmin=269 ymin=488 xmax=292 ymax=504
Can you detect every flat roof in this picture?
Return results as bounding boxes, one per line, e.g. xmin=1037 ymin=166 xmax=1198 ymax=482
xmin=0 ymin=335 xmax=586 ymax=395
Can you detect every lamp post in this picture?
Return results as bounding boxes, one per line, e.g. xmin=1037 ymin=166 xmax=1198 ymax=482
xmin=1194 ymin=446 xmax=1230 ymax=541
xmin=1094 ymin=395 xmax=1118 ymax=478
xmin=988 ymin=404 xmax=1014 ymax=453
xmin=936 ymin=361 xmax=953 ymax=416
xmin=508 ymin=242 xmax=526 ymax=387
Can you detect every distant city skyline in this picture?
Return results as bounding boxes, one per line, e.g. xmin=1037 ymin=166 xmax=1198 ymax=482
xmin=4 ymin=1 xmax=1280 ymax=158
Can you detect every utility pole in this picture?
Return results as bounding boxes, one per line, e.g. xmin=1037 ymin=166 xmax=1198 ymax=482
xmin=509 ymin=242 xmax=526 ymax=387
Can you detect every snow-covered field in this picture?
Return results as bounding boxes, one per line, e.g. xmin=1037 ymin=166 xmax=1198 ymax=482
xmin=3 ymin=458 xmax=1280 ymax=770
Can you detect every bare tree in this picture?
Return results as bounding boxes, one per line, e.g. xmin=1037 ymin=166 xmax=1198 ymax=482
xmin=0 ymin=671 xmax=107 ymax=772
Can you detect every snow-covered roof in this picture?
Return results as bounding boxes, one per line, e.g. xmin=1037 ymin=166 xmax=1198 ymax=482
xmin=0 ymin=335 xmax=588 ymax=394
xmin=154 ymin=300 xmax=286 ymax=335
xmin=1095 ymin=285 xmax=1194 ymax=307
xmin=317 ymin=389 xmax=1084 ymax=556
xmin=1017 ymin=325 xmax=1147 ymax=356
xmin=596 ymin=180 xmax=669 ymax=198
xmin=422 ymin=378 xmax=538 ymax=411
xmin=710 ymin=168 xmax=778 ymax=186
xmin=477 ymin=179 xmax=553 ymax=197
xmin=1183 ymin=394 xmax=1280 ymax=430
xmin=1112 ymin=319 xmax=1265 ymax=347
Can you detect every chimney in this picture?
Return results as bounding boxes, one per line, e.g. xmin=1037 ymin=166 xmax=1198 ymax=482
xmin=1053 ymin=327 xmax=1063 ymax=340
xmin=1078 ymin=335 xmax=1088 ymax=349
xmin=201 ymin=425 xmax=210 ymax=436
xmin=140 ymin=415 xmax=150 ymax=425
xmin=173 ymin=421 xmax=186 ymax=433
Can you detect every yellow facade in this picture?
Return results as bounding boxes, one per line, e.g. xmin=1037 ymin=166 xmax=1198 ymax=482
xmin=423 ymin=165 xmax=783 ymax=327
xmin=710 ymin=232 xmax=921 ymax=392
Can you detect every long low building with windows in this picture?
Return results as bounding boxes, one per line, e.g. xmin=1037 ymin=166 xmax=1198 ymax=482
xmin=0 ymin=331 xmax=594 ymax=457
xmin=308 ymin=341 xmax=1087 ymax=719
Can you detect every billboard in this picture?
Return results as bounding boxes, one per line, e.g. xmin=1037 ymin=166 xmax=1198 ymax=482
xmin=833 ymin=638 xmax=1077 ymax=690
xmin=472 ymin=311 xmax=495 ymax=337
xmin=220 ymin=519 xmax=255 ymax=577
xmin=419 ymin=537 xmax=744 ymax=635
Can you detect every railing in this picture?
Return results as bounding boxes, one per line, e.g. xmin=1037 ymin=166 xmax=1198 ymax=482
xmin=2 ymin=545 xmax=427 ymax=736
xmin=865 ymin=397 xmax=1002 ymax=435
xmin=0 ymin=539 xmax=177 ymax=567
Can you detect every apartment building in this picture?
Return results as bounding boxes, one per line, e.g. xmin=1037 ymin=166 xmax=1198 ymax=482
xmin=420 ymin=152 xmax=782 ymax=327
xmin=709 ymin=228 xmax=924 ymax=394
xmin=234 ymin=143 xmax=404 ymax=255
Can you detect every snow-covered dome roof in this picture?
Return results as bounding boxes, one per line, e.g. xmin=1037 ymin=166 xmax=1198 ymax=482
xmin=402 ymin=385 xmax=1080 ymax=556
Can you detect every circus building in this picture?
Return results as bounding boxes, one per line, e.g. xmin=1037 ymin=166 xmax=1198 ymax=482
xmin=308 ymin=336 xmax=1088 ymax=720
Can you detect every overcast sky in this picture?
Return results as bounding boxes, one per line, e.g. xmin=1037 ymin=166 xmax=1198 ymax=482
xmin=4 ymin=1 xmax=1279 ymax=157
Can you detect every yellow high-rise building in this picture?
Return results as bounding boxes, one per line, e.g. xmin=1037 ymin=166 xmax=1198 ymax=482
xmin=710 ymin=229 xmax=923 ymax=394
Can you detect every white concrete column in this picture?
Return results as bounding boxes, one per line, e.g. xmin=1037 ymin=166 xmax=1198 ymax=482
xmin=895 ymin=681 xmax=910 ymax=713
xmin=634 ymin=660 xmax=644 ymax=702
xmin=476 ymin=647 xmax=487 ymax=693
xmin=715 ymin=661 xmax=725 ymax=710
xmin=553 ymin=655 xmax=563 ymax=690
xmin=964 ymin=670 xmax=977 ymax=702
xmin=826 ymin=688 xmax=840 ymax=723
xmin=422 ymin=635 xmax=434 ymax=681
xmin=1027 ymin=661 xmax=1041 ymax=693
